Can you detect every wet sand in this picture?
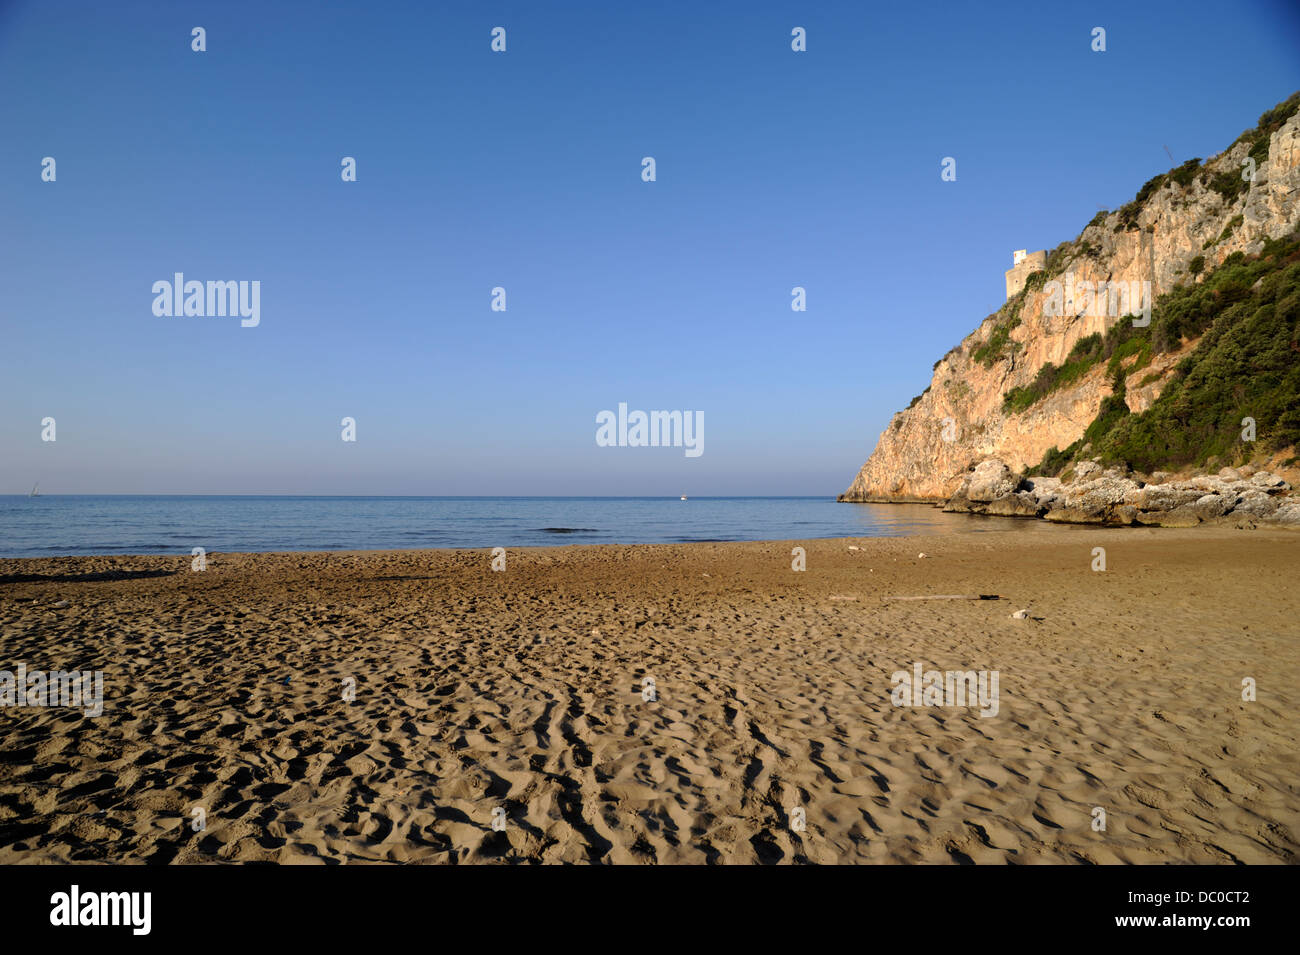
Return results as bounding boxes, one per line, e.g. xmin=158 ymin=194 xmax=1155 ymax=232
xmin=0 ymin=526 xmax=1297 ymax=864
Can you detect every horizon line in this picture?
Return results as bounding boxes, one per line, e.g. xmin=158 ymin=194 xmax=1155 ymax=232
xmin=3 ymin=493 xmax=838 ymax=499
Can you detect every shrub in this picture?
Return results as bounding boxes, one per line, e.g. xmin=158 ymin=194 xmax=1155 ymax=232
xmin=1253 ymin=92 xmax=1300 ymax=133
xmin=1107 ymin=335 xmax=1152 ymax=377
xmin=1011 ymin=229 xmax=1300 ymax=470
xmin=1219 ymin=93 xmax=1300 ymax=204
xmin=1112 ymin=94 xmax=1298 ymax=231
xmin=972 ymin=289 xmax=1034 ymax=367
xmin=1081 ymin=230 xmax=1300 ymax=470
xmin=1168 ymin=158 xmax=1202 ymax=188
xmin=1001 ymin=322 xmax=1155 ymax=415
xmin=1044 ymin=241 xmax=1073 ymax=277
xmin=1134 ymin=172 xmax=1168 ymax=205
xmin=932 ymin=344 xmax=960 ymax=371
xmin=1208 ymin=169 xmax=1248 ymax=202
xmin=1084 ymin=377 xmax=1130 ymax=450
xmin=1204 ymin=214 xmax=1244 ymax=248
xmin=1025 ymin=439 xmax=1084 ymax=477
xmin=971 ymin=317 xmax=1020 ymax=366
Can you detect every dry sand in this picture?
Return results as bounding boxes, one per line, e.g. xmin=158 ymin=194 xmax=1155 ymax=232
xmin=0 ymin=526 xmax=1297 ymax=864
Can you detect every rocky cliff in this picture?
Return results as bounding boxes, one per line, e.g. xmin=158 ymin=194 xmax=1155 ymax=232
xmin=840 ymin=94 xmax=1300 ymax=503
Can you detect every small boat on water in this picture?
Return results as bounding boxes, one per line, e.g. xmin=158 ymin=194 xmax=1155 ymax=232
xmin=30 ymin=482 xmax=39 ymax=498
xmin=680 ymin=495 xmax=687 ymax=501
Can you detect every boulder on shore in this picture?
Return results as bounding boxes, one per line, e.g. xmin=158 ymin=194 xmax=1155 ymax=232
xmin=938 ymin=457 xmax=1297 ymax=529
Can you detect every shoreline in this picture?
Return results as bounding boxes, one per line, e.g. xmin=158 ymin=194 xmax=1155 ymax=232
xmin=842 ymin=460 xmax=1300 ymax=529
xmin=0 ymin=515 xmax=1089 ymax=565
xmin=2 ymin=525 xmax=1081 ymax=567
xmin=836 ymin=495 xmax=946 ymax=504
xmin=1 ymin=498 xmax=1036 ymax=561
xmin=2 ymin=528 xmax=1297 ymax=863
xmin=0 ymin=516 xmax=1275 ymax=567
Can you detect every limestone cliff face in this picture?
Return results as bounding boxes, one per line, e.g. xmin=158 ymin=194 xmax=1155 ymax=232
xmin=840 ymin=103 xmax=1300 ymax=502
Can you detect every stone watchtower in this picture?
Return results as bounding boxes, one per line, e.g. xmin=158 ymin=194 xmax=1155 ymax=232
xmin=1005 ymin=248 xmax=1047 ymax=299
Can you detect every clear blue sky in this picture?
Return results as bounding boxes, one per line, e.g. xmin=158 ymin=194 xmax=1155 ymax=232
xmin=2 ymin=0 xmax=1297 ymax=495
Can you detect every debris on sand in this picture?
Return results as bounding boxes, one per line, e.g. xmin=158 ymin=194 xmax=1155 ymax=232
xmin=883 ymin=594 xmax=1001 ymax=602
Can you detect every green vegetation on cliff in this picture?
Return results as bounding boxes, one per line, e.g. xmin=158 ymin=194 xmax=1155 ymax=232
xmin=970 ymin=272 xmax=1049 ymax=367
xmin=1104 ymin=94 xmax=1300 ymax=230
xmin=1208 ymin=93 xmax=1300 ymax=203
xmin=1028 ymin=230 xmax=1300 ymax=475
xmin=1002 ymin=321 xmax=1153 ymax=415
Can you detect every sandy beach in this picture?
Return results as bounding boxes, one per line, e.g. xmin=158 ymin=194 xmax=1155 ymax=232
xmin=1 ymin=526 xmax=1297 ymax=864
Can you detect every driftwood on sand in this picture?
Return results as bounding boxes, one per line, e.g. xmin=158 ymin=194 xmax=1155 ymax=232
xmin=881 ymin=594 xmax=1001 ymax=601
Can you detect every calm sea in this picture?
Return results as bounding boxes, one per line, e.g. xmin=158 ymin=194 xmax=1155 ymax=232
xmin=0 ymin=496 xmax=1041 ymax=558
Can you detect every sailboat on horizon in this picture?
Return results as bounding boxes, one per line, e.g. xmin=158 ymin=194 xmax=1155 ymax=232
xmin=29 ymin=482 xmax=39 ymax=498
